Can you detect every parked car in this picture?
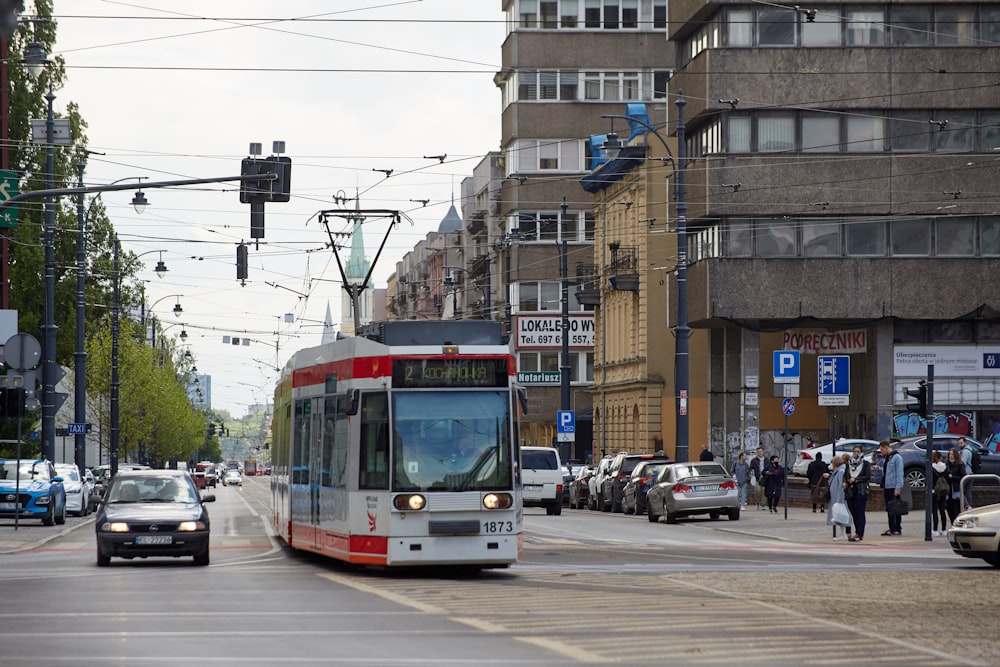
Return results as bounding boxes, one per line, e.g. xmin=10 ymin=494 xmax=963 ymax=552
xmin=568 ymin=464 xmax=595 ymax=509
xmin=791 ymin=438 xmax=880 ymax=478
xmin=948 ymin=502 xmax=1000 ymax=567
xmin=601 ymin=452 xmax=671 ymax=513
xmin=622 ymin=460 xmax=670 ymax=515
xmin=94 ymin=469 xmax=215 ymax=566
xmin=0 ymin=459 xmax=67 ymax=525
xmin=560 ymin=465 xmax=575 ymax=505
xmin=222 ymin=469 xmax=242 ymax=486
xmin=55 ymin=463 xmax=91 ymax=517
xmin=92 ymin=463 xmax=152 ymax=499
xmin=646 ymin=462 xmax=740 ymax=524
xmin=882 ymin=435 xmax=997 ymax=488
xmin=587 ymin=456 xmax=616 ymax=510
xmin=520 ymin=446 xmax=563 ymax=516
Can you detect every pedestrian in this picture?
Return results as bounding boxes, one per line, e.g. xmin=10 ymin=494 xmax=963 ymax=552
xmin=876 ymin=440 xmax=904 ymax=536
xmin=699 ymin=444 xmax=715 ymax=461
xmin=749 ymin=446 xmax=768 ymax=511
xmin=945 ymin=447 xmax=966 ymax=524
xmin=762 ymin=455 xmax=784 ymax=513
xmin=957 ymin=436 xmax=973 ymax=509
xmin=805 ymin=436 xmax=816 ymax=449
xmin=730 ymin=452 xmax=750 ymax=510
xmin=806 ymin=452 xmax=829 ymax=513
xmin=844 ymin=445 xmax=871 ymax=542
xmin=826 ymin=453 xmax=851 ymax=541
xmin=931 ymin=450 xmax=949 ymax=536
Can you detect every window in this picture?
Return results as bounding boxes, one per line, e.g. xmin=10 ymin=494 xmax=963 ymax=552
xmin=757 ymin=8 xmax=796 ymax=45
xmin=512 ymin=139 xmax=583 ymax=172
xmin=983 ymin=112 xmax=1000 ymax=151
xmin=846 ymin=220 xmax=886 ymax=256
xmin=359 ymin=393 xmax=389 ymax=490
xmin=584 ymin=71 xmax=640 ymax=101
xmin=984 ymin=8 xmax=1000 ymax=43
xmin=520 ymin=0 xmax=538 ymax=28
xmin=728 ymin=8 xmax=752 ymax=45
xmin=846 ymin=116 xmax=884 ymax=152
xmin=758 ymin=113 xmax=795 ymax=152
xmin=541 ymin=0 xmax=559 ymax=28
xmin=726 ymin=220 xmax=753 ymax=256
xmin=802 ymin=221 xmax=841 ymax=256
xmin=936 ymin=218 xmax=975 ymax=256
xmin=937 ymin=6 xmax=976 ymax=45
xmin=981 ymin=217 xmax=1000 ymax=256
xmin=801 ymin=7 xmax=840 ymax=46
xmin=756 ymin=219 xmax=797 ymax=257
xmin=727 ymin=115 xmax=751 ymax=152
xmin=846 ymin=9 xmax=885 ymax=45
xmin=891 ymin=219 xmax=931 ymax=256
xmin=890 ymin=6 xmax=932 ymax=46
xmin=517 ymin=281 xmax=588 ymax=312
xmin=935 ymin=112 xmax=975 ymax=152
xmin=517 ymin=352 xmax=593 ymax=381
xmin=539 ymin=71 xmax=558 ymax=99
xmin=561 ymin=0 xmax=578 ymax=27
xmin=515 ymin=209 xmax=591 ymax=241
xmin=517 ymin=70 xmax=579 ymax=101
xmin=584 ymin=0 xmax=601 ymax=27
xmin=652 ymin=70 xmax=670 ymax=99
xmin=802 ymin=115 xmax=840 ymax=152
xmin=653 ymin=0 xmax=666 ymax=29
xmin=889 ymin=112 xmax=931 ymax=151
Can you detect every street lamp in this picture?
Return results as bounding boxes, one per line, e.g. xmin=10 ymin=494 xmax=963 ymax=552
xmin=442 ymin=266 xmax=469 ymax=320
xmin=600 ymin=94 xmax=689 ymax=462
xmin=145 ymin=294 xmax=184 ymax=348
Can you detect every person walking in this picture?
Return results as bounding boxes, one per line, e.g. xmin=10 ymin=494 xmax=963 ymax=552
xmin=763 ymin=455 xmax=784 ymax=513
xmin=945 ymin=447 xmax=966 ymax=524
xmin=749 ymin=446 xmax=769 ymax=511
xmin=806 ymin=452 xmax=829 ymax=513
xmin=699 ymin=444 xmax=715 ymax=461
xmin=844 ymin=445 xmax=871 ymax=542
xmin=877 ymin=440 xmax=904 ymax=536
xmin=931 ymin=450 xmax=949 ymax=536
xmin=730 ymin=452 xmax=750 ymax=510
xmin=957 ymin=437 xmax=973 ymax=509
xmin=826 ymin=454 xmax=851 ymax=541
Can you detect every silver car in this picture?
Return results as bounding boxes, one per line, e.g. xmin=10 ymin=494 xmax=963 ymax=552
xmin=948 ymin=503 xmax=1000 ymax=567
xmin=646 ymin=462 xmax=740 ymax=524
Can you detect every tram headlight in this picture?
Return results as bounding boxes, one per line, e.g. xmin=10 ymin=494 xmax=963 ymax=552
xmin=393 ymin=494 xmax=426 ymax=511
xmin=482 ymin=493 xmax=513 ymax=510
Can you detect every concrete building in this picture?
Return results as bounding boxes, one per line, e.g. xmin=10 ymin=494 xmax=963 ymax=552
xmin=660 ymin=2 xmax=1000 ymax=457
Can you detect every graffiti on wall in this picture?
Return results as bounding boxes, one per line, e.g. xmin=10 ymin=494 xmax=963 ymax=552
xmin=893 ymin=411 xmax=973 ymax=439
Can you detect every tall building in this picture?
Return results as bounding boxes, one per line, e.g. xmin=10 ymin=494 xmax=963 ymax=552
xmin=493 ymin=0 xmax=673 ymax=458
xmin=661 ymin=2 xmax=1000 ymax=455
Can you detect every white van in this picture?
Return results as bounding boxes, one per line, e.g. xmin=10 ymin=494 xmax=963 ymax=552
xmin=520 ymin=446 xmax=563 ymax=516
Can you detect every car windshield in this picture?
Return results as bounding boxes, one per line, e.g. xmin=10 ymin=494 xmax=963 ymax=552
xmin=108 ymin=476 xmax=199 ymax=503
xmin=392 ymin=390 xmax=514 ymax=492
xmin=0 ymin=461 xmax=47 ymax=482
xmin=642 ymin=463 xmax=668 ymax=478
xmin=672 ymin=463 xmax=729 ymax=480
xmin=55 ymin=467 xmax=80 ymax=482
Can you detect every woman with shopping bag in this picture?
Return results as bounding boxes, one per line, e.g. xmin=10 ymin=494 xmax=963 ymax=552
xmin=826 ymin=454 xmax=853 ymax=541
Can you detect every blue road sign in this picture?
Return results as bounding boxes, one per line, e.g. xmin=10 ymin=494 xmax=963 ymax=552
xmin=985 ymin=353 xmax=1000 ymax=370
xmin=781 ymin=397 xmax=796 ymax=416
xmin=818 ymin=356 xmax=850 ymax=395
xmin=557 ymin=410 xmax=575 ymax=433
xmin=773 ymin=351 xmax=800 ymax=383
xmin=67 ymin=423 xmax=87 ymax=435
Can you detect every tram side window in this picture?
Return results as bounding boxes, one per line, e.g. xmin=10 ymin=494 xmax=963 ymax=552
xmin=293 ymin=399 xmax=310 ymax=484
xmin=322 ymin=395 xmax=349 ymax=488
xmin=359 ymin=392 xmax=389 ymax=489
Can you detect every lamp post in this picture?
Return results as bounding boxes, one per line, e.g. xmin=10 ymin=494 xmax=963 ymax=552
xmin=442 ymin=266 xmax=468 ymax=320
xmin=600 ymin=92 xmax=689 ymax=461
xmin=145 ymin=294 xmax=183 ymax=348
xmin=559 ymin=197 xmax=572 ymax=462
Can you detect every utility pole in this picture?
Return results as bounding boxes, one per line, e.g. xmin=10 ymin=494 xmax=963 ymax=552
xmin=560 ymin=197 xmax=571 ymax=461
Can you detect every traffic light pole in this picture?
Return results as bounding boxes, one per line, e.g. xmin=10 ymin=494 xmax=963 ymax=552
xmin=924 ymin=365 xmax=934 ymax=543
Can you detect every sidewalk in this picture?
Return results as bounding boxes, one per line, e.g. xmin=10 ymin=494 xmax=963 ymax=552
xmin=0 ymin=516 xmax=94 ymax=555
xmin=717 ymin=503 xmax=953 ymax=546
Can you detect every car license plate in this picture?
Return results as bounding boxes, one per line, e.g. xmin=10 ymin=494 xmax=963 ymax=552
xmin=135 ymin=535 xmax=173 ymax=545
xmin=693 ymin=485 xmax=719 ymax=493
xmin=0 ymin=502 xmax=16 ymax=509
xmin=524 ymin=484 xmax=543 ymax=491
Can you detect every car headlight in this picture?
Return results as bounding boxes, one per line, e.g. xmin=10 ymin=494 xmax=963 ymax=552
xmin=178 ymin=521 xmax=207 ymax=531
xmin=35 ymin=495 xmax=51 ymax=505
xmin=955 ymin=517 xmax=978 ymax=529
xmin=101 ymin=522 xmax=130 ymax=532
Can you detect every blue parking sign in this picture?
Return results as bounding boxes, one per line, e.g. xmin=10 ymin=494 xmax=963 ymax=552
xmin=773 ymin=351 xmax=800 ymax=383
xmin=557 ymin=410 xmax=575 ymax=433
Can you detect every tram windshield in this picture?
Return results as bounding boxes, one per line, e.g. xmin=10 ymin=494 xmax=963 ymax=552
xmin=392 ymin=390 xmax=513 ymax=492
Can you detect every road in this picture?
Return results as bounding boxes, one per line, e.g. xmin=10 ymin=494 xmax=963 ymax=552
xmin=0 ymin=476 xmax=996 ymax=666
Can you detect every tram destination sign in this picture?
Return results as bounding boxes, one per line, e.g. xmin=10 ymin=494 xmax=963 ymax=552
xmin=392 ymin=358 xmax=509 ymax=388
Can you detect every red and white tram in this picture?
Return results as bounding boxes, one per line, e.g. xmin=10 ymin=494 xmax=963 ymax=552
xmin=271 ymin=320 xmax=523 ymax=568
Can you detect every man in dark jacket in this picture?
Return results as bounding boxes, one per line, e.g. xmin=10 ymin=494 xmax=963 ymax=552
xmin=806 ymin=452 xmax=829 ymax=513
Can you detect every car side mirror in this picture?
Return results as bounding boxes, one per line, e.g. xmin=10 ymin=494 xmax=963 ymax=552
xmin=52 ymin=476 xmax=64 ymax=483
xmin=201 ymin=494 xmax=216 ymax=503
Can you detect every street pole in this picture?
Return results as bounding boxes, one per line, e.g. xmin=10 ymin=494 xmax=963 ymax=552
xmin=924 ymin=364 xmax=935 ymax=542
xmin=559 ymin=198 xmax=572 ymax=461
xmin=110 ymin=236 xmax=121 ymax=477
xmin=74 ymin=153 xmax=87 ymax=474
xmin=41 ymin=81 xmax=56 ymax=463
xmin=674 ymin=92 xmax=690 ymax=463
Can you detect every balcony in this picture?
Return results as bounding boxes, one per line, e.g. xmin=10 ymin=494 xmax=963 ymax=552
xmin=575 ymin=262 xmax=600 ymax=306
xmin=607 ymin=243 xmax=639 ymax=292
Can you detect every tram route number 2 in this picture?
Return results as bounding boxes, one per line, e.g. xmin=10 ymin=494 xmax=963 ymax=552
xmin=483 ymin=520 xmax=514 ymax=534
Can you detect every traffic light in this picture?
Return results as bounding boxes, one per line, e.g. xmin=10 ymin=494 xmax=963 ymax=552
xmin=236 ymin=243 xmax=248 ymax=281
xmin=265 ymin=156 xmax=291 ymax=202
xmin=904 ymin=381 xmax=927 ymax=415
xmin=0 ymin=387 xmax=24 ymax=419
xmin=207 ymin=423 xmax=216 ymax=437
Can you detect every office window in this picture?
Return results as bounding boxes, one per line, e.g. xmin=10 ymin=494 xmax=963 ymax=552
xmin=540 ymin=1 xmax=559 ymax=28
xmin=514 ymin=140 xmax=582 ymax=171
xmin=519 ymin=70 xmax=538 ymax=100
xmin=935 ymin=112 xmax=975 ymax=152
xmin=981 ymin=217 xmax=1000 ymax=256
xmin=584 ymin=211 xmax=595 ymax=241
xmin=802 ymin=115 xmax=840 ymax=152
xmin=846 ymin=220 xmax=886 ymax=256
xmin=757 ymin=8 xmax=797 ymax=45
xmin=846 ymin=116 xmax=884 ymax=152
xmin=621 ymin=0 xmax=638 ymax=28
xmin=604 ymin=0 xmax=620 ymax=29
xmin=936 ymin=6 xmax=976 ymax=45
xmin=653 ymin=1 xmax=666 ymax=29
xmin=652 ymin=70 xmax=670 ymax=99
xmin=728 ymin=8 xmax=752 ymax=45
xmin=726 ymin=220 xmax=753 ymax=256
xmin=983 ymin=112 xmax=1000 ymax=150
xmin=539 ymin=71 xmax=558 ymax=99
xmin=891 ymin=219 xmax=931 ymax=256
xmin=758 ymin=113 xmax=795 ymax=152
xmin=846 ymin=9 xmax=885 ymax=45
xmin=801 ymin=7 xmax=840 ymax=46
xmin=727 ymin=116 xmax=751 ymax=152
xmin=561 ymin=0 xmax=578 ymax=27
xmin=560 ymin=71 xmax=579 ymax=100
xmin=936 ymin=218 xmax=976 ymax=256
xmin=983 ymin=8 xmax=1000 ymax=43
xmin=584 ymin=0 xmax=601 ymax=27
xmin=890 ymin=6 xmax=932 ymax=46
xmin=516 ymin=210 xmax=589 ymax=241
xmin=802 ymin=221 xmax=841 ymax=256
xmin=889 ymin=112 xmax=931 ymax=151
xmin=521 ymin=0 xmax=538 ymax=28
xmin=756 ymin=219 xmax=797 ymax=257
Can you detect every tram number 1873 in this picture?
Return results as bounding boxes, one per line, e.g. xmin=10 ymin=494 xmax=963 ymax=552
xmin=483 ymin=520 xmax=514 ymax=534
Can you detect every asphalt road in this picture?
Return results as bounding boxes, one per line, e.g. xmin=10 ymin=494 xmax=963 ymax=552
xmin=0 ymin=477 xmax=996 ymax=666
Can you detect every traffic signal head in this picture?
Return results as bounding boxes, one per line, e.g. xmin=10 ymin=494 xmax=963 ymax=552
xmin=207 ymin=423 xmax=217 ymax=437
xmin=904 ymin=381 xmax=927 ymax=415
xmin=236 ymin=243 xmax=248 ymax=281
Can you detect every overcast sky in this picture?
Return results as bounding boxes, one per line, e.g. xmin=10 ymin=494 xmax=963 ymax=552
xmin=53 ymin=0 xmax=503 ymax=417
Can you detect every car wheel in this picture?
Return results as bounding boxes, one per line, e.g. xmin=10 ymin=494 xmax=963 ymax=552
xmin=55 ymin=502 xmax=66 ymax=525
xmin=665 ymin=507 xmax=678 ymax=524
xmin=193 ymin=548 xmax=210 ymax=566
xmin=727 ymin=508 xmax=741 ymax=521
xmin=42 ymin=502 xmax=55 ymax=526
xmin=611 ymin=496 xmax=622 ymax=513
xmin=904 ymin=467 xmax=926 ymax=488
xmin=552 ymin=504 xmax=562 ymax=516
xmin=647 ymin=501 xmax=658 ymax=523
xmin=96 ymin=546 xmax=110 ymax=567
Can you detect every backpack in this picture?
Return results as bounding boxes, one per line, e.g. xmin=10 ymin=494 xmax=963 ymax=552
xmin=933 ymin=472 xmax=949 ymax=498
xmin=971 ymin=449 xmax=982 ymax=474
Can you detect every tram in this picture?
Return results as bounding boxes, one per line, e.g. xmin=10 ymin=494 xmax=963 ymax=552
xmin=271 ymin=320 xmax=523 ymax=568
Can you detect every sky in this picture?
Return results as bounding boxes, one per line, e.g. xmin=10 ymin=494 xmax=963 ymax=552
xmin=52 ymin=0 xmax=504 ymax=417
